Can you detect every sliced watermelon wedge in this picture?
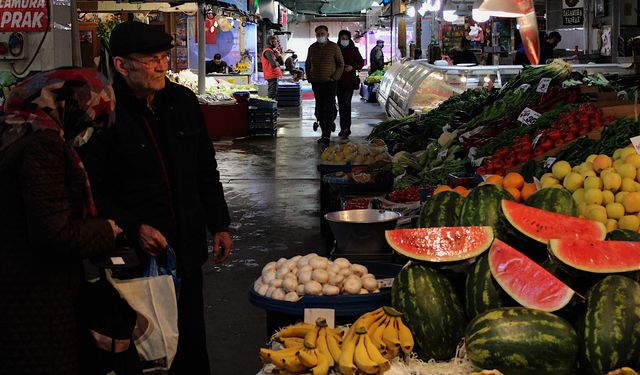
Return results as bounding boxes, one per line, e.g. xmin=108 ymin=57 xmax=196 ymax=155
xmin=502 ymin=200 xmax=606 ymax=244
xmin=549 ymin=239 xmax=640 ymax=274
xmin=385 ymin=226 xmax=494 ymax=262
xmin=489 ymin=239 xmax=575 ymax=312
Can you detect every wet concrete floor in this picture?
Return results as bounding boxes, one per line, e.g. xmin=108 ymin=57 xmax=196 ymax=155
xmin=203 ymin=95 xmax=386 ymax=374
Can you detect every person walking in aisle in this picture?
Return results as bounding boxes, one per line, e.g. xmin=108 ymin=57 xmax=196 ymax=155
xmin=336 ymin=30 xmax=364 ymax=139
xmin=369 ymin=40 xmax=385 ymax=73
xmin=0 ymin=68 xmax=125 ymax=375
xmin=261 ymin=35 xmax=284 ymax=99
xmin=306 ymin=25 xmax=344 ymax=144
xmin=78 ymin=21 xmax=233 ymax=375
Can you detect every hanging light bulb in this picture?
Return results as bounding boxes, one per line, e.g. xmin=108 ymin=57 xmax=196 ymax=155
xmin=443 ymin=0 xmax=458 ymax=22
xmin=472 ymin=0 xmax=490 ymax=22
xmin=406 ymin=5 xmax=416 ymax=17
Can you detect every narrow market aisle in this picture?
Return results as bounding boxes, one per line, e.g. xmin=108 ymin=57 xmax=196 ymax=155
xmin=202 ymin=95 xmax=386 ymax=373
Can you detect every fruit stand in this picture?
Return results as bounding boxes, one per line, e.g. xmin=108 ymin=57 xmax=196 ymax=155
xmin=252 ymin=59 xmax=640 ymax=374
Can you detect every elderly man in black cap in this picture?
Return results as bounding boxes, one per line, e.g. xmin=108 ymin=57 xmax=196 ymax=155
xmin=78 ymin=21 xmax=233 ymax=375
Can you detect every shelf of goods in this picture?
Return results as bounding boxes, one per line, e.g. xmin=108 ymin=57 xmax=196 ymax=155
xmin=377 ymin=60 xmax=634 ymax=119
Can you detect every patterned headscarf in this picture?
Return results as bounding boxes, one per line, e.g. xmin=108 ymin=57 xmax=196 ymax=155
xmin=1 ymin=67 xmax=116 ymax=218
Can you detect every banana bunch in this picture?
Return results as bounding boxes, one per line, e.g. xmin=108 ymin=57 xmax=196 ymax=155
xmin=260 ymin=318 xmax=343 ymax=375
xmin=338 ymin=306 xmax=414 ymax=374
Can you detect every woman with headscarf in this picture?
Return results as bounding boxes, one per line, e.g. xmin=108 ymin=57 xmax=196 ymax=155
xmin=336 ymin=30 xmax=364 ymax=138
xmin=0 ymin=68 xmax=123 ymax=375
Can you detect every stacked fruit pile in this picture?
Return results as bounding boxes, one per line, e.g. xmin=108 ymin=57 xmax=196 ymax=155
xmin=432 ymin=172 xmax=537 ymax=203
xmin=319 ymin=141 xmax=391 ymax=165
xmin=540 ymin=145 xmax=640 ymax=232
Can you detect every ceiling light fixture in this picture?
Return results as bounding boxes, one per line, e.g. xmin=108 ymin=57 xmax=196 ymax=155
xmin=472 ymin=0 xmax=490 ymax=22
xmin=443 ymin=0 xmax=458 ymax=22
xmin=406 ymin=5 xmax=416 ymax=17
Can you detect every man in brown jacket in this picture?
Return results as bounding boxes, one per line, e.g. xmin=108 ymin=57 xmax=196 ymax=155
xmin=306 ymin=25 xmax=344 ymax=144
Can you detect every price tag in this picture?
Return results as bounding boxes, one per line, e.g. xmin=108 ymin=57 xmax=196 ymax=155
xmin=304 ymin=309 xmax=335 ymax=328
xmin=630 ymin=135 xmax=640 ymax=154
xmin=438 ymin=149 xmax=448 ymax=159
xmin=110 ymin=257 xmax=125 ymax=265
xmin=236 ymin=63 xmax=249 ymax=70
xmin=544 ymin=157 xmax=557 ymax=169
xmin=377 ymin=278 xmax=395 ymax=289
xmin=531 ymin=133 xmax=543 ymax=149
xmin=536 ymin=78 xmax=552 ymax=93
xmin=518 ymin=107 xmax=542 ymax=126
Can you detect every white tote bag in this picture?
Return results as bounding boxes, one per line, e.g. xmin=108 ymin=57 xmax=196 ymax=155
xmin=107 ymin=268 xmax=179 ymax=372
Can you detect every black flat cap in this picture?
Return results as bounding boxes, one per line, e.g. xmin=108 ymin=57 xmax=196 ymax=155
xmin=109 ymin=21 xmax=173 ymax=57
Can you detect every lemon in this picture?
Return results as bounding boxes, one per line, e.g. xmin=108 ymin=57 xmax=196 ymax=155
xmin=613 ymin=159 xmax=626 ymax=170
xmin=606 ymin=218 xmax=619 ymax=232
xmin=584 ymin=176 xmax=603 ymax=190
xmin=619 ymin=215 xmax=640 ymax=231
xmin=584 ymin=189 xmax=604 ymax=205
xmin=623 ymin=192 xmax=640 ymax=214
xmin=600 ymin=168 xmax=616 ymax=178
xmin=636 ymin=168 xmax=640 ymax=182
xmin=541 ymin=176 xmax=560 ymax=188
xmin=602 ymin=172 xmax=622 ymax=192
xmin=602 ymin=190 xmax=615 ymax=205
xmin=586 ymin=154 xmax=598 ymax=163
xmin=616 ymin=191 xmax=629 ymax=204
xmin=587 ymin=206 xmax=608 ymax=224
xmin=579 ymin=162 xmax=594 ymax=173
xmin=606 ymin=202 xmax=625 ymax=219
xmin=622 ymin=177 xmax=638 ymax=192
xmin=613 ymin=148 xmax=623 ymax=160
xmin=572 ymin=188 xmax=586 ymax=204
xmin=552 ymin=161 xmax=572 ymax=180
xmin=577 ymin=202 xmax=588 ymax=218
xmin=549 ymin=184 xmax=565 ymax=189
xmin=593 ymin=155 xmax=613 ymax=172
xmin=616 ymin=163 xmax=637 ymax=179
xmin=626 ymin=154 xmax=640 ymax=168
xmin=562 ymin=172 xmax=585 ymax=192
xmin=620 ymin=147 xmax=637 ymax=160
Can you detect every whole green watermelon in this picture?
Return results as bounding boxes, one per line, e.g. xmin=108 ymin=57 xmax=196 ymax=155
xmin=465 ymin=254 xmax=508 ymax=320
xmin=525 ymin=188 xmax=578 ymax=217
xmin=606 ymin=229 xmax=640 ymax=241
xmin=466 ymin=307 xmax=579 ymax=375
xmin=419 ymin=190 xmax=464 ymax=227
xmin=459 ymin=184 xmax=512 ymax=239
xmin=391 ymin=264 xmax=465 ymax=361
xmin=582 ymin=275 xmax=640 ymax=374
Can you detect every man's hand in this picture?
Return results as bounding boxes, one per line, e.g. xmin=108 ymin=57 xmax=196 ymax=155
xmin=138 ymin=224 xmax=167 ymax=256
xmin=344 ymin=65 xmax=353 ymax=72
xmin=108 ymin=219 xmax=123 ymax=238
xmin=213 ymin=231 xmax=233 ymax=264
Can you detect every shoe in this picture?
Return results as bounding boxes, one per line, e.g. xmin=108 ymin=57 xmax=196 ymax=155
xmin=317 ymin=136 xmax=330 ymax=145
xmin=338 ymin=130 xmax=345 ymax=137
xmin=313 ymin=122 xmax=319 ymax=131
xmin=331 ymin=123 xmax=336 ymax=132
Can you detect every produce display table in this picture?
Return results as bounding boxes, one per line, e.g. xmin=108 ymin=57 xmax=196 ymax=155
xmin=200 ymin=102 xmax=248 ymax=139
xmin=206 ymin=73 xmax=252 ymax=85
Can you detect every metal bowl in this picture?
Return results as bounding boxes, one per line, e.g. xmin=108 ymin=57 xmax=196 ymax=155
xmin=324 ymin=209 xmax=401 ymax=254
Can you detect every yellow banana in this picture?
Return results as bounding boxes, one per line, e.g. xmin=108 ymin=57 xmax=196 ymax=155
xmin=371 ymin=316 xmax=388 ymax=351
xmin=346 ymin=309 xmax=385 ymax=342
xmin=325 ymin=329 xmax=342 ymax=363
xmin=280 ymin=336 xmax=305 ymax=348
xmin=282 ymin=353 xmax=308 ymax=373
xmin=362 ymin=334 xmax=390 ymax=372
xmin=266 ymin=346 xmax=301 ymax=368
xmin=382 ymin=343 xmax=399 ymax=360
xmin=353 ymin=332 xmax=379 ymax=374
xmin=396 ymin=317 xmax=414 ymax=354
xmin=381 ymin=318 xmax=400 ymax=350
xmin=274 ymin=323 xmax=314 ymax=339
xmin=316 ymin=328 xmax=335 ymax=367
xmin=367 ymin=314 xmax=389 ymax=350
xmin=304 ymin=325 xmax=320 ymax=349
xmin=338 ymin=333 xmax=358 ymax=375
xmin=296 ymin=346 xmax=318 ymax=368
xmin=309 ymin=349 xmax=330 ymax=375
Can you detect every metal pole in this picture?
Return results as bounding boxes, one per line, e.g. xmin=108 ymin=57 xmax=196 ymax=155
xmin=198 ymin=2 xmax=206 ymax=95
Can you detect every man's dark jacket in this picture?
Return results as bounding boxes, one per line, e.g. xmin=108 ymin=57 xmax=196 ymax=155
xmin=79 ymin=75 xmax=230 ymax=273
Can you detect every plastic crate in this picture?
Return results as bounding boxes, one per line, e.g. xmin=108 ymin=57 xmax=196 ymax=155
xmin=248 ymin=98 xmax=277 ymax=109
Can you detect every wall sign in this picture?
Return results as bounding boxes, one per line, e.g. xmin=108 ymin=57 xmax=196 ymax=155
xmin=562 ymin=0 xmax=584 ymax=26
xmin=0 ymin=0 xmax=49 ymax=32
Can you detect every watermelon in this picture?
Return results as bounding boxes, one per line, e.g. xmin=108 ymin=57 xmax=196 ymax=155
xmin=465 ymin=253 xmax=508 ymax=319
xmin=385 ymin=226 xmax=494 ymax=262
xmin=391 ymin=264 xmax=465 ymax=361
xmin=459 ymin=184 xmax=512 ymax=239
xmin=419 ymin=190 xmax=464 ymax=227
xmin=549 ymin=239 xmax=640 ymax=274
xmin=466 ymin=307 xmax=579 ymax=375
xmin=606 ymin=229 xmax=640 ymax=241
xmin=525 ymin=188 xmax=578 ymax=217
xmin=488 ymin=239 xmax=575 ymax=312
xmin=582 ymin=276 xmax=640 ymax=373
xmin=502 ymin=199 xmax=606 ymax=244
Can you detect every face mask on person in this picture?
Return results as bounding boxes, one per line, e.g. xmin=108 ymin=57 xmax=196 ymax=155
xmin=317 ymin=36 xmax=328 ymax=44
xmin=340 ymin=40 xmax=349 ymax=47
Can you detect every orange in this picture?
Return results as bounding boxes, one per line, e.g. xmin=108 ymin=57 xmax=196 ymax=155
xmin=503 ymin=172 xmax=525 ymax=190
xmin=521 ymin=183 xmax=538 ymax=201
xmin=485 ymin=175 xmax=504 ymax=186
xmin=453 ymin=186 xmax=469 ymax=197
xmin=433 ymin=185 xmax=452 ymax=195
xmin=505 ymin=187 xmax=522 ymax=202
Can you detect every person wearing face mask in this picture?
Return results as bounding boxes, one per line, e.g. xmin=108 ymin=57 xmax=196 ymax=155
xmin=261 ymin=35 xmax=284 ymax=99
xmin=306 ymin=25 xmax=345 ymax=144
xmin=370 ymin=40 xmax=385 ymax=73
xmin=336 ymin=30 xmax=364 ymax=138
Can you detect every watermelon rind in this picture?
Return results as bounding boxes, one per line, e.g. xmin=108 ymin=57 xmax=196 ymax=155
xmin=582 ymin=276 xmax=640 ymax=373
xmin=606 ymin=229 xmax=640 ymax=241
xmin=502 ymin=199 xmax=606 ymax=244
xmin=488 ymin=239 xmax=575 ymax=312
xmin=419 ymin=190 xmax=464 ymax=228
xmin=549 ymin=238 xmax=640 ymax=274
xmin=465 ymin=253 xmax=509 ymax=319
xmin=525 ymin=188 xmax=578 ymax=217
xmin=459 ymin=184 xmax=513 ymax=240
xmin=391 ymin=264 xmax=465 ymax=361
xmin=465 ymin=307 xmax=579 ymax=375
xmin=385 ymin=226 xmax=494 ymax=262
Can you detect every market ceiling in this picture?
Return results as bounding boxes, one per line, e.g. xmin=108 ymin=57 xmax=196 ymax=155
xmin=277 ymin=0 xmax=376 ymax=14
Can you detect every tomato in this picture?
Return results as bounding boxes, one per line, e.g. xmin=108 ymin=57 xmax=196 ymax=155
xmin=476 ymin=167 xmax=486 ymax=176
xmin=504 ymin=154 xmax=517 ymax=166
xmin=555 ymin=139 xmax=565 ymax=148
xmin=517 ymin=153 xmax=530 ymax=163
xmin=548 ymin=130 xmax=562 ymax=141
xmin=540 ymin=139 xmax=555 ymax=150
xmin=534 ymin=148 xmax=546 ymax=156
xmin=565 ymin=133 xmax=576 ymax=142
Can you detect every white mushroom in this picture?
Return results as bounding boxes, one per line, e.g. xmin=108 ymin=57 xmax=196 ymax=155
xmin=284 ymin=291 xmax=300 ymax=302
xmin=329 ymin=274 xmax=345 ymax=287
xmin=304 ymin=281 xmax=323 ymax=296
xmin=296 ymin=284 xmax=305 ymax=296
xmin=362 ymin=277 xmax=379 ymax=292
xmin=261 ymin=271 xmax=276 ymax=285
xmin=311 ymin=269 xmax=330 ymax=284
xmin=327 ymin=263 xmax=342 ymax=275
xmin=276 ymin=257 xmax=288 ymax=269
xmin=257 ymin=284 xmax=269 ymax=296
xmin=322 ymin=284 xmax=340 ymax=296
xmin=333 ymin=257 xmax=351 ymax=269
xmin=343 ymin=277 xmax=362 ymax=295
xmin=298 ymin=271 xmax=313 ymax=284
xmin=309 ymin=256 xmax=329 ymax=270
xmin=276 ymin=267 xmax=291 ymax=280
xmin=359 ymin=288 xmax=369 ymax=294
xmin=282 ymin=277 xmax=298 ymax=293
xmin=266 ymin=286 xmax=277 ymax=298
xmin=269 ymin=278 xmax=283 ymax=288
xmin=350 ymin=264 xmax=368 ymax=277
xmin=271 ymin=288 xmax=286 ymax=301
xmin=339 ymin=268 xmax=353 ymax=278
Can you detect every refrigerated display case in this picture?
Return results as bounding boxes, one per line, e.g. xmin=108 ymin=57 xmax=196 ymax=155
xmin=378 ymin=60 xmax=634 ymax=119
